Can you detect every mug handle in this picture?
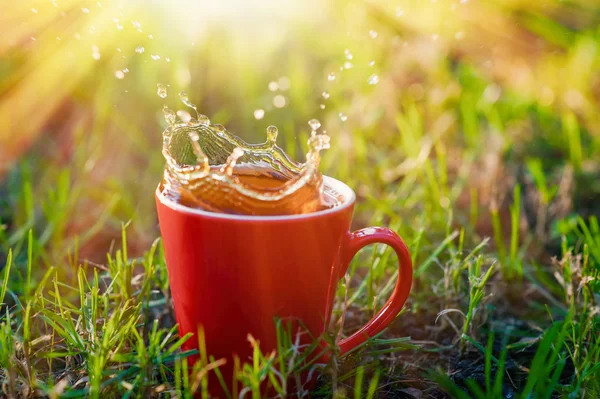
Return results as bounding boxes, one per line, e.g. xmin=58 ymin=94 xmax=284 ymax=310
xmin=337 ymin=227 xmax=413 ymax=355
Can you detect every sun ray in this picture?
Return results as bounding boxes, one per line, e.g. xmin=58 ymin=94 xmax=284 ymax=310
xmin=0 ymin=1 xmax=152 ymax=171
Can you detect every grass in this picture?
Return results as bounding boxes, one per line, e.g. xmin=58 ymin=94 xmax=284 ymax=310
xmin=1 ymin=0 xmax=600 ymax=397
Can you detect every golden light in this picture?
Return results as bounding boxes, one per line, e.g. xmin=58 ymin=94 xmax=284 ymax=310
xmin=0 ymin=0 xmax=324 ymax=173
xmin=155 ymin=0 xmax=322 ymax=38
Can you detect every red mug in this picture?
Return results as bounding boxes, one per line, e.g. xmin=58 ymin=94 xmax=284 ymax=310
xmin=155 ymin=175 xmax=413 ymax=394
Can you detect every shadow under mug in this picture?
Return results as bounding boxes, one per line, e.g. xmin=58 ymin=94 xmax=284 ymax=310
xmin=155 ymin=175 xmax=413 ymax=395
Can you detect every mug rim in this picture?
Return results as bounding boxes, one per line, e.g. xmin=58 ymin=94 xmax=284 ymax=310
xmin=155 ymin=175 xmax=356 ymax=221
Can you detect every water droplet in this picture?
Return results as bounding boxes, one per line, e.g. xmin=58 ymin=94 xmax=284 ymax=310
xmin=344 ymin=49 xmax=353 ymax=60
xmin=343 ymin=61 xmax=353 ymax=69
xmin=322 ymin=91 xmax=330 ymax=99
xmin=369 ymin=60 xmax=376 ymax=67
xmin=328 ymin=72 xmax=336 ymax=81
xmin=396 ymin=7 xmax=404 ymax=17
xmin=187 ymin=118 xmax=199 ymax=126
xmin=339 ymin=113 xmax=348 ymax=122
xmin=266 ymin=125 xmax=278 ymax=143
xmin=157 ymin=84 xmax=167 ymax=98
xmin=56 ymin=37 xmax=61 ymax=41
xmin=151 ymin=54 xmax=160 ymax=60
xmin=31 ymin=37 xmax=36 ymax=41
xmin=369 ymin=30 xmax=378 ymax=39
xmin=115 ymin=70 xmax=125 ymax=79
xmin=92 ymin=45 xmax=101 ymax=60
xmin=113 ymin=17 xmax=119 ymax=22
xmin=278 ymin=77 xmax=291 ymax=91
xmin=148 ymin=34 xmax=154 ymax=39
xmin=132 ymin=20 xmax=142 ymax=30
xmin=254 ymin=109 xmax=265 ymax=120
xmin=320 ymin=104 xmax=325 ymax=109
xmin=166 ymin=57 xmax=171 ymax=62
xmin=31 ymin=8 xmax=38 ymax=13
xmin=308 ymin=119 xmax=321 ymax=131
xmin=273 ymin=95 xmax=286 ymax=108
xmin=179 ymin=91 xmax=197 ymax=112
xmin=163 ymin=105 xmax=176 ymax=125
xmin=82 ymin=8 xmax=90 ymax=14
xmin=135 ymin=46 xmax=144 ymax=54
xmin=368 ymin=74 xmax=379 ymax=85
xmin=268 ymin=81 xmax=279 ymax=91
xmin=123 ymin=68 xmax=129 ymax=73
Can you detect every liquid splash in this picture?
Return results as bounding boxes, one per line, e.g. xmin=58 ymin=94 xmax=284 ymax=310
xmin=159 ymin=93 xmax=338 ymax=215
xmin=157 ymin=84 xmax=167 ymax=98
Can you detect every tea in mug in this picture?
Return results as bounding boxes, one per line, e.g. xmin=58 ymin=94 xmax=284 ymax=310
xmin=159 ymin=89 xmax=343 ymax=216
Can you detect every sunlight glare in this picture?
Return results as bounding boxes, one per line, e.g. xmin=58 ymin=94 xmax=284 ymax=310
xmin=148 ymin=0 xmax=322 ymax=40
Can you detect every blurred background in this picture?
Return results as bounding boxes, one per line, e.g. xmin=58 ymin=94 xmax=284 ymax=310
xmin=2 ymin=0 xmax=599 ymax=264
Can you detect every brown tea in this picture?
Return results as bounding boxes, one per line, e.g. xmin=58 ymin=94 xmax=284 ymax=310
xmin=159 ymin=88 xmax=342 ymax=216
xmin=160 ymin=165 xmax=343 ymax=215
